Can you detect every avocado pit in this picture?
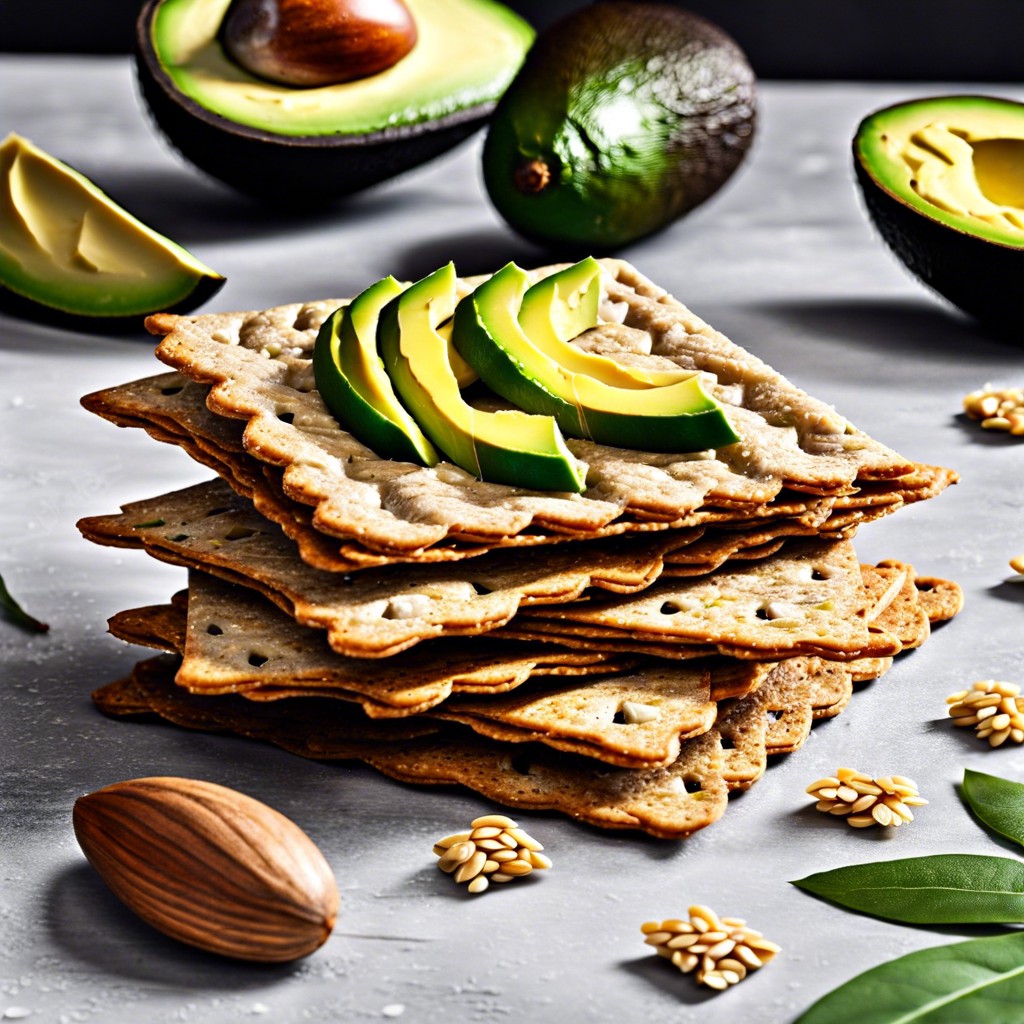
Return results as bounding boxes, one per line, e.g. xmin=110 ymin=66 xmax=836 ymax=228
xmin=219 ymin=0 xmax=417 ymax=87
xmin=134 ymin=0 xmax=533 ymax=203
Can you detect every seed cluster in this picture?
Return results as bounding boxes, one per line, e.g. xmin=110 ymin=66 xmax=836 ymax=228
xmin=432 ymin=814 xmax=551 ymax=894
xmin=806 ymin=767 xmax=927 ymax=828
xmin=963 ymin=385 xmax=1024 ymax=435
xmin=947 ymin=680 xmax=1024 ymax=747
xmin=641 ymin=905 xmax=780 ymax=991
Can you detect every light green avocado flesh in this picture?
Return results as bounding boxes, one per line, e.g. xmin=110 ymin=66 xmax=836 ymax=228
xmin=378 ymin=263 xmax=586 ymax=492
xmin=453 ymin=262 xmax=739 ymax=452
xmin=519 ymin=258 xmax=692 ymax=388
xmin=313 ymin=277 xmax=438 ymax=466
xmin=0 ymin=133 xmax=223 ymax=317
xmin=857 ymin=95 xmax=1024 ymax=248
xmin=152 ymin=0 xmax=534 ymax=137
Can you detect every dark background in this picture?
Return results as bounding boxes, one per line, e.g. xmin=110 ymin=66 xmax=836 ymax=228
xmin=1 ymin=0 xmax=1021 ymax=80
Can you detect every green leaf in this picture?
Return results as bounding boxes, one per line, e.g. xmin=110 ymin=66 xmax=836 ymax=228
xmin=0 ymin=570 xmax=48 ymax=633
xmin=792 ymin=854 xmax=1024 ymax=923
xmin=794 ymin=931 xmax=1024 ymax=1023
xmin=963 ymin=768 xmax=1024 ymax=849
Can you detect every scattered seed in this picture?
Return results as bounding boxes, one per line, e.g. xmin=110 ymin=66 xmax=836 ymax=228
xmin=471 ymin=814 xmax=517 ymax=829
xmin=453 ymin=849 xmax=488 ymax=884
xmin=808 ymin=767 xmax=927 ymax=828
xmin=964 ymin=385 xmax=1024 ymax=438
xmin=947 ymin=680 xmax=1024 ymax=747
xmin=432 ymin=814 xmax=550 ymax=894
xmin=642 ymin=906 xmax=778 ymax=990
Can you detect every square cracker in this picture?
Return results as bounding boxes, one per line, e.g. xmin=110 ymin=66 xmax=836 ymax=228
xmin=94 ymin=655 xmax=732 ymax=840
xmin=144 ymin=259 xmax=950 ymax=557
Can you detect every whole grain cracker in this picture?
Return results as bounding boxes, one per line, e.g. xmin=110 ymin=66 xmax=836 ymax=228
xmin=507 ymin=539 xmax=903 ymax=662
xmin=141 ymin=259 xmax=950 ymax=559
xmin=109 ymin=573 xmax=631 ymax=717
xmin=94 ymin=655 xmax=732 ymax=839
xmin=79 ymin=482 xmax=700 ymax=658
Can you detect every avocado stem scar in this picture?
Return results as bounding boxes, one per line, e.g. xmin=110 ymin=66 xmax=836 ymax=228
xmin=514 ymin=158 xmax=552 ymax=195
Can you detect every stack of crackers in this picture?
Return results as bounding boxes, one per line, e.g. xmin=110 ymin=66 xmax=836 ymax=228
xmin=79 ymin=259 xmax=960 ymax=839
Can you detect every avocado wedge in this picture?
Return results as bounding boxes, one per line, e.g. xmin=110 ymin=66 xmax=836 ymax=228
xmin=135 ymin=0 xmax=534 ymax=203
xmin=313 ymin=277 xmax=438 ymax=466
xmin=453 ymin=262 xmax=739 ymax=451
xmin=378 ymin=263 xmax=586 ymax=492
xmin=520 ymin=258 xmax=695 ymax=388
xmin=0 ymin=133 xmax=224 ymax=326
xmin=854 ymin=94 xmax=1024 ymax=333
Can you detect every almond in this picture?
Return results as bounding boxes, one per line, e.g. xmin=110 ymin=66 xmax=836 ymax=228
xmin=72 ymin=776 xmax=338 ymax=962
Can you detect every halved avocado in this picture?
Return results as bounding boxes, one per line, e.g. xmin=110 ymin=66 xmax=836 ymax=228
xmin=135 ymin=0 xmax=534 ymax=203
xmin=0 ymin=133 xmax=224 ymax=326
xmin=377 ymin=263 xmax=586 ymax=492
xmin=854 ymin=95 xmax=1024 ymax=333
xmin=453 ymin=262 xmax=739 ymax=451
xmin=520 ymin=258 xmax=695 ymax=388
xmin=313 ymin=276 xmax=438 ymax=466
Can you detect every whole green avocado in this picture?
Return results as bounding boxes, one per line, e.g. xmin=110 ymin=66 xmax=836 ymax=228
xmin=482 ymin=1 xmax=757 ymax=250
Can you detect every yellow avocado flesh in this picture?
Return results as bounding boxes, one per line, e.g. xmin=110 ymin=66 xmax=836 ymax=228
xmin=519 ymin=258 xmax=690 ymax=388
xmin=454 ymin=262 xmax=740 ymax=452
xmin=0 ymin=133 xmax=222 ymax=316
xmin=861 ymin=97 xmax=1024 ymax=247
xmin=153 ymin=0 xmax=535 ymax=137
xmin=378 ymin=263 xmax=586 ymax=492
xmin=313 ymin=277 xmax=438 ymax=466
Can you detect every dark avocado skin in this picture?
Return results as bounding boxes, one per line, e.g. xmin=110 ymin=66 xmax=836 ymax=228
xmin=134 ymin=0 xmax=492 ymax=205
xmin=854 ymin=110 xmax=1023 ymax=337
xmin=483 ymin=2 xmax=756 ymax=251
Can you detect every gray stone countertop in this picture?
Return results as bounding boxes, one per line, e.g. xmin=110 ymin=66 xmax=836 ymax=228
xmin=3 ymin=56 xmax=1024 ymax=1024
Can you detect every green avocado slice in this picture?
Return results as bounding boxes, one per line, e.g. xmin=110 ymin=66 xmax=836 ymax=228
xmin=378 ymin=263 xmax=586 ymax=493
xmin=313 ymin=277 xmax=439 ymax=466
xmin=518 ymin=258 xmax=689 ymax=388
xmin=452 ymin=262 xmax=739 ymax=452
xmin=0 ymin=133 xmax=224 ymax=322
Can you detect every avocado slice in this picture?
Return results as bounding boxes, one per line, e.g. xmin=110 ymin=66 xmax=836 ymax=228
xmin=313 ymin=277 xmax=438 ymax=466
xmin=453 ymin=262 xmax=739 ymax=452
xmin=135 ymin=0 xmax=534 ymax=203
xmin=854 ymin=94 xmax=1024 ymax=332
xmin=0 ymin=133 xmax=224 ymax=325
xmin=520 ymin=258 xmax=696 ymax=388
xmin=482 ymin=2 xmax=756 ymax=250
xmin=378 ymin=263 xmax=586 ymax=493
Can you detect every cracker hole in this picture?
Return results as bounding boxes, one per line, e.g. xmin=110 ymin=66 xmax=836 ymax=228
xmin=510 ymin=754 xmax=531 ymax=776
xmin=160 ymin=385 xmax=184 ymax=396
xmin=659 ymin=602 xmax=680 ymax=616
xmin=278 ymin=412 xmax=295 ymax=424
xmin=206 ymin=624 xmax=223 ymax=636
xmin=612 ymin=709 xmax=627 ymax=725
xmin=755 ymin=607 xmax=770 ymax=620
xmin=471 ymin=582 xmax=492 ymax=595
xmin=767 ymin=709 xmax=784 ymax=721
xmin=203 ymin=507 xmax=232 ymax=517
xmin=248 ymin=652 xmax=269 ymax=668
xmin=811 ymin=568 xmax=829 ymax=581
xmin=720 ymin=735 xmax=735 ymax=750
xmin=169 ymin=533 xmax=189 ymax=542
xmin=225 ymin=525 xmax=258 ymax=541
xmin=915 ymin=580 xmax=935 ymax=592
xmin=683 ymin=778 xmax=703 ymax=794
